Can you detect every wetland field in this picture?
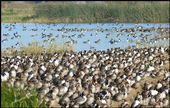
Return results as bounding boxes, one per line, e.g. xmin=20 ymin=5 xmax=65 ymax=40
xmin=1 ymin=1 xmax=170 ymax=108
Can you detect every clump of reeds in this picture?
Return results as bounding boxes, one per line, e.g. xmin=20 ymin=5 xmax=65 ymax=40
xmin=1 ymin=40 xmax=75 ymax=57
xmin=30 ymin=1 xmax=169 ymax=23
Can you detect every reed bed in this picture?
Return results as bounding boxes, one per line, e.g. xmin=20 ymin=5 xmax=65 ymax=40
xmin=31 ymin=1 xmax=169 ymax=23
xmin=1 ymin=40 xmax=75 ymax=57
xmin=1 ymin=1 xmax=169 ymax=23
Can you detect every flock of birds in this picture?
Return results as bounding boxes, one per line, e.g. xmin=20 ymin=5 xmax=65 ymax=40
xmin=2 ymin=22 xmax=170 ymax=52
xmin=1 ymin=45 xmax=170 ymax=107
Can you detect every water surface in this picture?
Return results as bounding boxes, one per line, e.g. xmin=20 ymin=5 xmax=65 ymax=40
xmin=1 ymin=23 xmax=169 ymax=52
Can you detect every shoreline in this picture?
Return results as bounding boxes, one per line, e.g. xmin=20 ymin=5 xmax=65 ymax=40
xmin=1 ymin=19 xmax=169 ymax=23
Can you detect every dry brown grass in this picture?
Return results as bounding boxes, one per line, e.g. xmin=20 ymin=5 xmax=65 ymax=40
xmin=1 ymin=40 xmax=75 ymax=57
xmin=2 ymin=2 xmax=33 ymax=9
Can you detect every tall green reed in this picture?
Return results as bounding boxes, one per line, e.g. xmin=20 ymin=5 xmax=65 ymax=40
xmin=31 ymin=1 xmax=169 ymax=23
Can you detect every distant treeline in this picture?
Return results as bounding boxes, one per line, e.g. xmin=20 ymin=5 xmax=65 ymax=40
xmin=30 ymin=1 xmax=169 ymax=23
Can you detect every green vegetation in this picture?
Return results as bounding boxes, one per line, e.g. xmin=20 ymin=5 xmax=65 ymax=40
xmin=1 ymin=82 xmax=46 ymax=107
xmin=31 ymin=1 xmax=169 ymax=23
xmin=145 ymin=62 xmax=153 ymax=69
xmin=1 ymin=17 xmax=23 ymax=22
xmin=1 ymin=1 xmax=169 ymax=23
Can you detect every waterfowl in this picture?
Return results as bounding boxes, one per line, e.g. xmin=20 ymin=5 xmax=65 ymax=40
xmin=153 ymin=102 xmax=162 ymax=108
xmin=95 ymin=33 xmax=98 ymax=36
xmin=95 ymin=39 xmax=101 ymax=43
xmin=3 ymin=33 xmax=10 ymax=36
xmin=46 ymin=99 xmax=59 ymax=107
xmin=27 ymin=81 xmax=35 ymax=90
xmin=148 ymin=95 xmax=156 ymax=106
xmin=162 ymin=98 xmax=169 ymax=107
xmin=59 ymin=95 xmax=70 ymax=106
xmin=27 ymin=71 xmax=34 ymax=81
xmin=145 ymin=65 xmax=154 ymax=72
xmin=2 ymin=38 xmax=8 ymax=43
xmin=90 ymin=46 xmax=94 ymax=49
xmin=34 ymin=79 xmax=43 ymax=89
xmin=84 ymin=93 xmax=94 ymax=106
xmin=142 ymin=96 xmax=150 ymax=106
xmin=8 ymin=76 xmax=15 ymax=87
xmin=16 ymin=42 xmax=20 ymax=46
xmin=155 ymin=81 xmax=162 ymax=90
xmin=114 ymin=91 xmax=124 ymax=101
xmin=121 ymin=99 xmax=129 ymax=108
xmin=74 ymin=92 xmax=87 ymax=105
xmin=9 ymin=67 xmax=17 ymax=78
xmin=132 ymin=79 xmax=140 ymax=89
xmin=31 ymin=34 xmax=38 ymax=37
xmin=144 ymin=81 xmax=153 ymax=90
xmin=83 ymin=40 xmax=90 ymax=44
xmin=44 ymin=73 xmax=52 ymax=82
xmin=14 ymin=79 xmax=21 ymax=88
xmin=119 ymin=38 xmax=121 ymax=42
xmin=58 ymin=83 xmax=68 ymax=96
xmin=64 ymin=41 xmax=73 ymax=45
xmin=160 ymin=47 xmax=165 ymax=53
xmin=131 ymin=99 xmax=140 ymax=108
xmin=1 ymin=72 xmax=9 ymax=82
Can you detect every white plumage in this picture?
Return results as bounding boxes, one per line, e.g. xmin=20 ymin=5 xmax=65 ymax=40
xmin=146 ymin=66 xmax=154 ymax=72
xmin=27 ymin=73 xmax=34 ymax=81
xmin=74 ymin=94 xmax=87 ymax=105
xmin=136 ymin=75 xmax=141 ymax=82
xmin=160 ymin=47 xmax=164 ymax=53
xmin=155 ymin=83 xmax=162 ymax=90
xmin=149 ymin=90 xmax=158 ymax=96
xmin=41 ymin=65 xmax=47 ymax=71
xmin=54 ymin=59 xmax=59 ymax=67
xmin=131 ymin=99 xmax=140 ymax=107
xmin=1 ymin=72 xmax=9 ymax=82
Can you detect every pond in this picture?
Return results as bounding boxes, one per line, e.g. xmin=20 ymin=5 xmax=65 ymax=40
xmin=1 ymin=23 xmax=169 ymax=53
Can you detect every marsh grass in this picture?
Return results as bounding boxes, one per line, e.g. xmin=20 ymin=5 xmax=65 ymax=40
xmin=1 ymin=82 xmax=46 ymax=107
xmin=30 ymin=1 xmax=169 ymax=23
xmin=1 ymin=17 xmax=23 ymax=22
xmin=1 ymin=1 xmax=169 ymax=23
xmin=1 ymin=39 xmax=75 ymax=57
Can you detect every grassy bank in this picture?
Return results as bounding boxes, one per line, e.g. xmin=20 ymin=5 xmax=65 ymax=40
xmin=1 ymin=1 xmax=169 ymax=23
